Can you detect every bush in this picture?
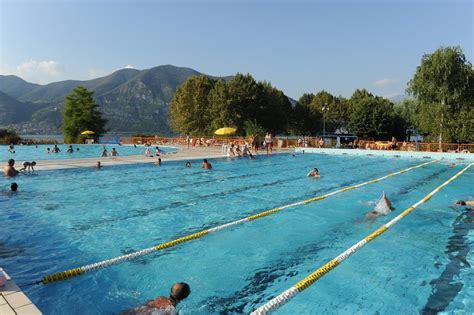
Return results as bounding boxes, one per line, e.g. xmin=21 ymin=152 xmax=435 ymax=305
xmin=0 ymin=129 xmax=21 ymax=145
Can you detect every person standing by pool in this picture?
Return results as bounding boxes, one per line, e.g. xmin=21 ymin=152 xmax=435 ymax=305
xmin=202 ymin=159 xmax=212 ymax=169
xmin=126 ymin=282 xmax=191 ymax=315
xmin=110 ymin=148 xmax=119 ymax=157
xmin=3 ymin=159 xmax=19 ymax=177
xmin=265 ymin=133 xmax=273 ymax=155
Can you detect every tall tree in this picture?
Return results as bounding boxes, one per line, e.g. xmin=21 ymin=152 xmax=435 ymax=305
xmin=349 ymin=89 xmax=395 ymax=140
xmin=62 ymin=86 xmax=107 ymax=143
xmin=407 ymin=46 xmax=474 ymax=142
xmin=288 ymin=93 xmax=319 ymax=135
xmin=169 ymin=75 xmax=216 ymax=135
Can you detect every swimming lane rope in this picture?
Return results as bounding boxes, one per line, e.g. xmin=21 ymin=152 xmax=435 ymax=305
xmin=250 ymin=162 xmax=472 ymax=315
xmin=40 ymin=159 xmax=438 ymax=284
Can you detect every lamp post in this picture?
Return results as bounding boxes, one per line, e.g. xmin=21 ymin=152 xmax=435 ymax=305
xmin=322 ymin=103 xmax=329 ymax=138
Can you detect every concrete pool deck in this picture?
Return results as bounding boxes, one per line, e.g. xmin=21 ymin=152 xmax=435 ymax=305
xmin=0 ymin=269 xmax=42 ymax=315
xmin=24 ymin=145 xmax=228 ymax=171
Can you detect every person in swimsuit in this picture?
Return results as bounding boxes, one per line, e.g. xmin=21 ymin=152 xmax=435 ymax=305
xmin=185 ymin=161 xmax=192 ymax=168
xmin=366 ymin=192 xmax=394 ymax=220
xmin=307 ymin=168 xmax=320 ymax=178
xmin=126 ymin=283 xmax=191 ymax=315
xmin=110 ymin=148 xmax=119 ymax=157
xmin=3 ymin=159 xmax=19 ymax=177
xmin=455 ymin=200 xmax=474 ymax=210
xmin=52 ymin=144 xmax=61 ymax=153
xmin=201 ymin=159 xmax=212 ymax=169
xmin=20 ymin=161 xmax=36 ymax=172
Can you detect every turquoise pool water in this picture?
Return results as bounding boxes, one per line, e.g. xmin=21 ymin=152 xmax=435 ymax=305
xmin=0 ymin=144 xmax=177 ymax=161
xmin=1 ymin=154 xmax=473 ymax=314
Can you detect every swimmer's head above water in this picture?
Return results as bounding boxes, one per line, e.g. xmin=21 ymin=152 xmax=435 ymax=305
xmin=169 ymin=282 xmax=191 ymax=305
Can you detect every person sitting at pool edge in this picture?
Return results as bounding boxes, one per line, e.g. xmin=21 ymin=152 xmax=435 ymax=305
xmin=3 ymin=159 xmax=19 ymax=177
xmin=201 ymin=159 xmax=212 ymax=169
xmin=185 ymin=161 xmax=191 ymax=168
xmin=307 ymin=168 xmax=320 ymax=178
xmin=20 ymin=161 xmax=36 ymax=172
xmin=126 ymin=282 xmax=191 ymax=315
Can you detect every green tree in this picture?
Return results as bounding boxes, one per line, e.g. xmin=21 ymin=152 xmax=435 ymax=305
xmin=349 ymin=89 xmax=395 ymax=140
xmin=257 ymin=81 xmax=292 ymax=134
xmin=407 ymin=46 xmax=474 ymax=142
xmin=243 ymin=119 xmax=266 ymax=138
xmin=169 ymin=75 xmax=216 ymax=135
xmin=288 ymin=93 xmax=319 ymax=135
xmin=62 ymin=86 xmax=107 ymax=143
xmin=0 ymin=128 xmax=21 ymax=144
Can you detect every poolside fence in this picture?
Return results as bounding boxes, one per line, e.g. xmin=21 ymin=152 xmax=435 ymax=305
xmin=120 ymin=136 xmax=474 ymax=153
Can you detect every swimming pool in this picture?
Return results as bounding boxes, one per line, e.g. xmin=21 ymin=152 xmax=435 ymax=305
xmin=0 ymin=144 xmax=177 ymax=161
xmin=1 ymin=154 xmax=473 ymax=314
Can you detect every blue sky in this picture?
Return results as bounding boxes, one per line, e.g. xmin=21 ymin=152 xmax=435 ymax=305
xmin=0 ymin=0 xmax=472 ymax=99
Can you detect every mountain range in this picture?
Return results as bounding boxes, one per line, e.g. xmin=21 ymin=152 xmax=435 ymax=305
xmin=0 ymin=65 xmax=231 ymax=135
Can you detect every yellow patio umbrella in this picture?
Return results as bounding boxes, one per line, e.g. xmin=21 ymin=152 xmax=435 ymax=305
xmin=214 ymin=127 xmax=237 ymax=136
xmin=81 ymin=130 xmax=95 ymax=135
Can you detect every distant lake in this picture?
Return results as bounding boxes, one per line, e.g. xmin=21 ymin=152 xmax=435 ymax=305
xmin=21 ymin=134 xmax=64 ymax=143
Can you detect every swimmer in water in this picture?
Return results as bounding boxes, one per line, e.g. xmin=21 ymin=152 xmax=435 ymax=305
xmin=1 ymin=183 xmax=18 ymax=195
xmin=52 ymin=144 xmax=60 ymax=153
xmin=155 ymin=158 xmax=162 ymax=167
xmin=67 ymin=145 xmax=74 ymax=153
xmin=126 ymin=282 xmax=191 ymax=315
xmin=455 ymin=200 xmax=474 ymax=210
xmin=201 ymin=159 xmax=212 ymax=170
xmin=110 ymin=148 xmax=119 ymax=157
xmin=3 ymin=159 xmax=19 ymax=177
xmin=185 ymin=161 xmax=191 ymax=168
xmin=366 ymin=192 xmax=394 ymax=220
xmin=96 ymin=161 xmax=102 ymax=169
xmin=307 ymin=168 xmax=320 ymax=178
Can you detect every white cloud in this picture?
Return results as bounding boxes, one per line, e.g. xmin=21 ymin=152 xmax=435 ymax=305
xmin=373 ymin=78 xmax=396 ymax=87
xmin=124 ymin=64 xmax=136 ymax=69
xmin=1 ymin=59 xmax=62 ymax=83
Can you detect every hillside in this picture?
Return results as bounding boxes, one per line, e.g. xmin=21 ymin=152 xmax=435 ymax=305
xmin=0 ymin=65 xmax=221 ymax=134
